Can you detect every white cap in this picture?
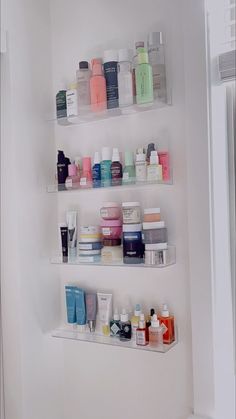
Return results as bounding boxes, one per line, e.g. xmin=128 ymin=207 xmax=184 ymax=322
xmin=123 ymin=223 xmax=142 ymax=232
xmin=122 ymin=202 xmax=140 ymax=208
xmin=142 ymin=221 xmax=165 ymax=230
xmin=147 ymin=32 xmax=163 ymax=47
xmin=150 ymin=150 xmax=159 ymax=165
xmin=104 ymin=49 xmax=118 ymax=63
xmin=134 ymin=303 xmax=141 ymax=316
xmin=113 ymin=308 xmax=120 ymax=321
xmin=161 ymin=303 xmax=170 ymax=317
xmin=112 ymin=148 xmax=120 ymax=162
xmin=93 ymin=151 xmax=101 ymax=165
xmin=139 ymin=313 xmax=145 ymax=328
xmin=151 ymin=314 xmax=160 ymax=328
xmin=135 ymin=41 xmax=145 ymax=49
xmin=102 ymin=147 xmax=111 ymax=161
xmin=144 ymin=208 xmax=161 ymax=215
xmin=120 ymin=308 xmax=129 ymax=322
xmin=118 ymin=48 xmax=132 ymax=62
xmin=136 ymin=153 xmax=146 ymax=162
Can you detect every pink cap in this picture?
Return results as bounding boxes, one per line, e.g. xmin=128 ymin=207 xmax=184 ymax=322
xmin=91 ymin=58 xmax=103 ymax=76
xmin=101 ymin=219 xmax=122 ymax=227
xmin=82 ymin=157 xmax=92 ymax=172
xmin=68 ymin=164 xmax=77 ymax=176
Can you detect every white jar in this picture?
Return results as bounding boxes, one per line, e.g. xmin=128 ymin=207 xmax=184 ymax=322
xmin=122 ymin=202 xmax=141 ymax=224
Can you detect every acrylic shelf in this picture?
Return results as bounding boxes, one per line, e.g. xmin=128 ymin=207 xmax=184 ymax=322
xmin=49 ymin=97 xmax=171 ymax=126
xmin=51 ymin=326 xmax=177 ymax=353
xmin=47 ymin=176 xmax=173 ymax=193
xmin=50 ymin=245 xmax=176 ymax=268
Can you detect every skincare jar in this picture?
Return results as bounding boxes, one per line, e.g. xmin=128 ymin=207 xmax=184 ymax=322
xmin=101 ymin=219 xmax=122 ymax=239
xmin=78 ymin=242 xmax=102 ymax=251
xmin=122 ymin=202 xmax=141 ymax=224
xmin=123 ymin=223 xmax=143 ymax=264
xmin=80 ymin=225 xmax=102 ymax=243
xmin=142 ymin=221 xmax=167 ymax=244
xmin=144 ymin=243 xmax=168 ymax=266
xmin=143 ymin=208 xmax=161 ymax=222
xmin=100 ymin=202 xmax=121 ymax=220
xmin=101 ymin=239 xmax=122 ymax=263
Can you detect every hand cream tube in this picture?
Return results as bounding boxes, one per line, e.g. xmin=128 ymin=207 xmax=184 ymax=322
xmin=66 ymin=211 xmax=77 ymax=260
xmin=65 ymin=286 xmax=77 ymax=324
xmin=85 ymin=293 xmax=97 ymax=332
xmin=97 ymin=293 xmax=112 ymax=334
xmin=75 ymin=288 xmax=86 ymax=329
xmin=60 ymin=223 xmax=68 ymax=263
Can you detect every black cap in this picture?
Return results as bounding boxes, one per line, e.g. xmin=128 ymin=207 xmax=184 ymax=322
xmin=79 ymin=61 xmax=89 ymax=69
xmin=150 ymin=308 xmax=155 ymax=316
xmin=147 ymin=143 xmax=155 ymax=159
xmin=57 ymin=150 xmax=65 ymax=163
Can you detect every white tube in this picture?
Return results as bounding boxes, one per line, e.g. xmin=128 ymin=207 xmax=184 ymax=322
xmin=97 ymin=293 xmax=112 ymax=327
xmin=66 ymin=211 xmax=77 ymax=260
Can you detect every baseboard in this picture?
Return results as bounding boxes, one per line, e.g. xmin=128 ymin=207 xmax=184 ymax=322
xmin=187 ymin=415 xmax=212 ymax=419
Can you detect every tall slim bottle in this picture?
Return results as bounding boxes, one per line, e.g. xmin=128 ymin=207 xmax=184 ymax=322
xmin=90 ymin=59 xmax=107 ymax=112
xmin=76 ymin=61 xmax=91 ymax=111
xmin=118 ymin=49 xmax=133 ymax=107
xmin=135 ymin=48 xmax=154 ymax=105
xmin=132 ymin=41 xmax=145 ymax=101
xmin=103 ymin=50 xmax=119 ymax=109
xmin=147 ymin=32 xmax=167 ymax=101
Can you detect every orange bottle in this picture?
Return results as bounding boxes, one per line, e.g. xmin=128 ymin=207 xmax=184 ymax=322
xmin=90 ymin=59 xmax=107 ymax=112
xmin=158 ymin=304 xmax=175 ymax=344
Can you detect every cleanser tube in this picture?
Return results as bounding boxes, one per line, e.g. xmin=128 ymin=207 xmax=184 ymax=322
xmin=65 ymin=286 xmax=77 ymax=324
xmin=85 ymin=293 xmax=97 ymax=332
xmin=75 ymin=288 xmax=86 ymax=331
xmin=97 ymin=293 xmax=112 ymax=336
xmin=66 ymin=211 xmax=77 ymax=260
xmin=60 ymin=223 xmax=68 ymax=263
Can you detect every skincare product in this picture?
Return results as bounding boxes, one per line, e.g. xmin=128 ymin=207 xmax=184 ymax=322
xmin=74 ymin=156 xmax=82 ymax=177
xmin=131 ymin=304 xmax=141 ymax=337
xmin=75 ymin=288 xmax=86 ymax=328
xmin=146 ymin=308 xmax=155 ymax=341
xmin=147 ymin=151 xmax=163 ymax=181
xmin=100 ymin=202 xmax=121 ymax=220
xmin=57 ymin=150 xmax=70 ymax=191
xmin=85 ymin=293 xmax=97 ymax=332
xmin=158 ymin=151 xmax=170 ymax=181
xmin=122 ymin=202 xmax=141 ymax=224
xmin=111 ymin=148 xmax=123 ymax=186
xmin=101 ymin=147 xmax=112 ymax=187
xmin=65 ymin=162 xmax=80 ymax=190
xmin=119 ymin=309 xmax=132 ymax=341
xmin=97 ymin=293 xmax=113 ymax=335
xmin=136 ymin=313 xmax=148 ymax=346
xmin=79 ymin=242 xmax=102 ymax=251
xmin=66 ymin=211 xmax=77 ymax=260
xmin=158 ymin=303 xmax=175 ymax=344
xmin=110 ymin=309 xmax=121 ymax=336
xmin=135 ymin=48 xmax=154 ymax=105
xmin=118 ymin=48 xmax=133 ymax=107
xmin=132 ymin=41 xmax=145 ymax=99
xmin=101 ymin=240 xmax=123 ymax=264
xmin=66 ymin=83 xmax=78 ymax=117
xmin=149 ymin=314 xmax=163 ymax=347
xmin=123 ymin=224 xmax=143 ymax=264
xmin=103 ymin=50 xmax=119 ymax=109
xmin=135 ymin=151 xmax=147 ymax=182
xmin=142 ymin=221 xmax=167 ymax=244
xmin=80 ymin=157 xmax=92 ymax=188
xmin=90 ymin=58 xmax=107 ymax=112
xmin=122 ymin=151 xmax=135 ymax=184
xmin=92 ymin=151 xmax=101 ymax=188
xmin=80 ymin=225 xmax=101 ymax=242
xmin=143 ymin=208 xmax=161 ymax=222
xmin=146 ymin=143 xmax=155 ymax=164
xmin=60 ymin=223 xmax=68 ymax=263
xmin=56 ymin=90 xmax=67 ymax=118
xmin=147 ymin=32 xmax=167 ymax=100
xmin=101 ymin=219 xmax=122 ymax=239
xmin=76 ymin=61 xmax=91 ymax=109
xmin=65 ymin=286 xmax=77 ymax=324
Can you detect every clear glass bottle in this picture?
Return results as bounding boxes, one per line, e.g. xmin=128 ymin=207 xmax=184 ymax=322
xmin=118 ymin=49 xmax=133 ymax=107
xmin=149 ymin=314 xmax=163 ymax=347
xmin=136 ymin=313 xmax=148 ymax=346
xmin=76 ymin=61 xmax=91 ymax=111
xmin=147 ymin=32 xmax=167 ymax=101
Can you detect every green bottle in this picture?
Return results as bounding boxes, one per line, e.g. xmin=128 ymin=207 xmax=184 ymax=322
xmin=122 ymin=151 xmax=135 ymax=185
xmin=135 ymin=48 xmax=154 ymax=105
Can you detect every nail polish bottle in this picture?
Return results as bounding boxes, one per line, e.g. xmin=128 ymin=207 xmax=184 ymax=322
xmin=158 ymin=303 xmax=175 ymax=344
xmin=136 ymin=313 xmax=148 ymax=346
xmin=110 ymin=309 xmax=121 ymax=337
xmin=146 ymin=308 xmax=155 ymax=342
xmin=149 ymin=314 xmax=163 ymax=347
xmin=119 ymin=309 xmax=132 ymax=341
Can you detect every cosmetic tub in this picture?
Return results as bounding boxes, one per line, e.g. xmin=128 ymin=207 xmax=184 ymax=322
xmin=80 ymin=226 xmax=102 ymax=243
xmin=143 ymin=208 xmax=161 ymax=222
xmin=101 ymin=239 xmax=122 ymax=263
xmin=142 ymin=221 xmax=167 ymax=244
xmin=78 ymin=255 xmax=101 ymax=263
xmin=101 ymin=219 xmax=122 ymax=239
xmin=80 ymin=226 xmax=101 ymax=235
xmin=79 ymin=249 xmax=101 ymax=256
xmin=122 ymin=202 xmax=141 ymax=224
xmin=78 ymin=242 xmax=102 ymax=251
xmin=123 ymin=223 xmax=143 ymax=264
xmin=100 ymin=202 xmax=121 ymax=220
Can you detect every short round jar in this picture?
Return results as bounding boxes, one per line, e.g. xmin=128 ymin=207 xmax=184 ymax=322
xmin=78 ymin=242 xmax=102 ymax=251
xmin=122 ymin=202 xmax=141 ymax=224
xmin=142 ymin=221 xmax=167 ymax=244
xmin=123 ymin=223 xmax=143 ymax=264
xmin=101 ymin=219 xmax=122 ymax=239
xmin=143 ymin=208 xmax=161 ymax=222
xmin=80 ymin=225 xmax=101 ymax=235
xmin=100 ymin=202 xmax=121 ymax=220
xmin=101 ymin=240 xmax=123 ymax=264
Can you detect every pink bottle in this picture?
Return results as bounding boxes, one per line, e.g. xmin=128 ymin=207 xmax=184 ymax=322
xmin=80 ymin=157 xmax=92 ymax=188
xmin=158 ymin=151 xmax=170 ymax=181
xmin=65 ymin=163 xmax=80 ymax=190
xmin=90 ymin=59 xmax=107 ymax=112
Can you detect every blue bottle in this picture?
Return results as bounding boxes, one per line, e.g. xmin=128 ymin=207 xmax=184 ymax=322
xmin=103 ymin=50 xmax=119 ymax=109
xmin=92 ymin=151 xmax=101 ymax=188
xmin=101 ymin=147 xmax=112 ymax=187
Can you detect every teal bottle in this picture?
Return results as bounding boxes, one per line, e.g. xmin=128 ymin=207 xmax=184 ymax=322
xmin=101 ymin=147 xmax=111 ymax=187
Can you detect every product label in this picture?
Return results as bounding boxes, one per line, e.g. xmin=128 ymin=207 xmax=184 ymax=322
xmin=110 ymin=322 xmax=120 ymax=336
xmin=79 ymin=244 xmax=93 ymax=250
xmin=102 ymin=228 xmax=111 ymax=236
xmin=65 ymin=178 xmax=72 ymax=188
xmin=161 ymin=322 xmax=168 ymax=334
xmin=104 ymin=62 xmax=119 ymax=109
xmin=102 ymin=251 xmax=113 ymax=262
xmin=136 ymin=164 xmax=146 ymax=182
xmin=136 ymin=330 xmax=146 ymax=345
xmin=80 ymin=177 xmax=87 ymax=186
xmin=123 ymin=172 xmax=129 ymax=181
xmin=123 ymin=233 xmax=141 ymax=241
xmin=100 ymin=209 xmax=109 ymax=218
xmin=123 ymin=207 xmax=141 ymax=223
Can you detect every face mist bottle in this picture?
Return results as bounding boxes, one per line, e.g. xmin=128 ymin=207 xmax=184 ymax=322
xmin=119 ymin=309 xmax=132 ymax=341
xmin=90 ymin=58 xmax=107 ymax=112
xmin=76 ymin=61 xmax=91 ymax=110
xmin=147 ymin=32 xmax=167 ymax=101
xmin=80 ymin=157 xmax=92 ymax=188
xmin=118 ymin=48 xmax=133 ymax=107
xmin=135 ymin=47 xmax=154 ymax=105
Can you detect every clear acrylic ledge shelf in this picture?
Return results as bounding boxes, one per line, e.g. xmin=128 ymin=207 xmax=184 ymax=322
xmin=51 ymin=326 xmax=178 ymax=353
xmin=50 ymin=245 xmax=176 ymax=269
xmin=49 ymin=97 xmax=171 ymax=126
xmin=47 ymin=176 xmax=173 ymax=193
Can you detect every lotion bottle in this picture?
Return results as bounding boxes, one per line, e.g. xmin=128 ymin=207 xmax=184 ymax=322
xmin=118 ymin=49 xmax=133 ymax=107
xmin=103 ymin=50 xmax=119 ymax=109
xmin=90 ymin=58 xmax=107 ymax=112
xmin=135 ymin=48 xmax=154 ymax=105
xmin=147 ymin=32 xmax=167 ymax=101
xmin=76 ymin=61 xmax=91 ymax=110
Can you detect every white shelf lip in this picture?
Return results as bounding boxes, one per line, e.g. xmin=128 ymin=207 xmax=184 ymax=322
xmin=48 ymin=98 xmax=171 ymax=126
xmin=47 ymin=177 xmax=173 ymax=193
xmin=50 ymin=245 xmax=176 ymax=269
xmin=51 ymin=326 xmax=178 ymax=353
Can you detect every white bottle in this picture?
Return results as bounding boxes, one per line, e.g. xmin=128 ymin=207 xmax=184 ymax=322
xmin=149 ymin=314 xmax=163 ymax=347
xmin=66 ymin=83 xmax=78 ymax=117
xmin=147 ymin=32 xmax=167 ymax=101
xmin=118 ymin=49 xmax=133 ymax=107
xmin=135 ymin=151 xmax=147 ymax=182
xmin=147 ymin=150 xmax=163 ymax=181
xmin=76 ymin=61 xmax=91 ymax=111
